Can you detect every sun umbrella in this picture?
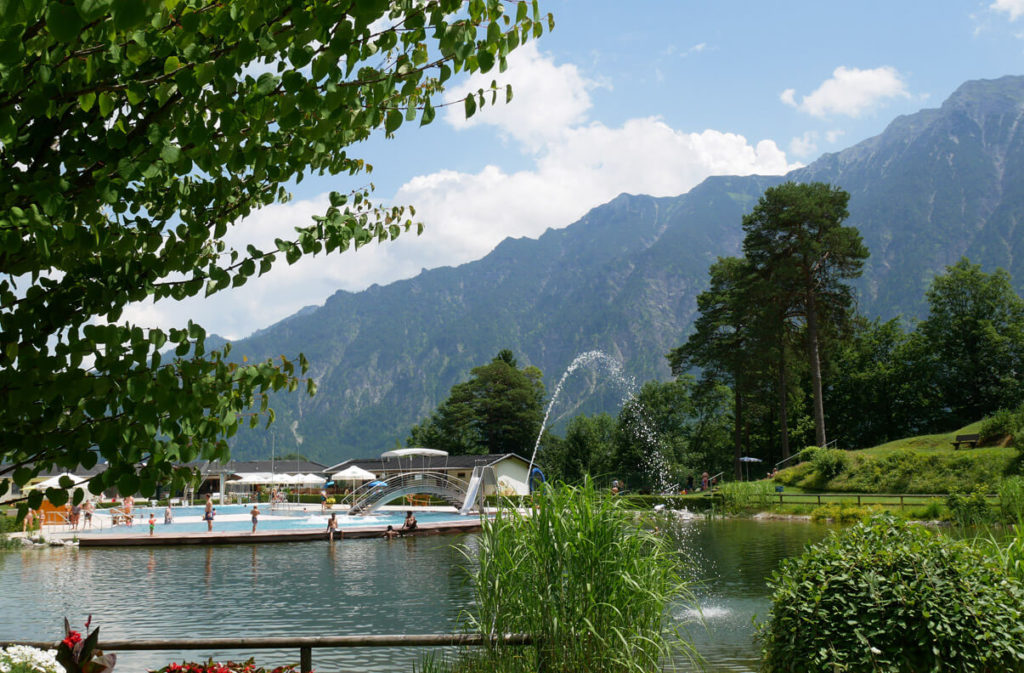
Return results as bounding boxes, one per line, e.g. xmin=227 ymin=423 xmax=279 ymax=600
xmin=31 ymin=473 xmax=86 ymax=490
xmin=332 ymin=465 xmax=377 ymax=481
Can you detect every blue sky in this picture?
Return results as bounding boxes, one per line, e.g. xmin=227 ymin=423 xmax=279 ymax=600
xmin=127 ymin=1 xmax=1024 ymax=339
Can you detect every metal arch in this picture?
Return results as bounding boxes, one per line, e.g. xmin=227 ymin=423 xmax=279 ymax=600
xmin=347 ymin=471 xmax=470 ymax=516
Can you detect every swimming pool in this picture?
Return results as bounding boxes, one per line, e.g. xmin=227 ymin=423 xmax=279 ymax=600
xmin=82 ymin=507 xmax=469 ymax=535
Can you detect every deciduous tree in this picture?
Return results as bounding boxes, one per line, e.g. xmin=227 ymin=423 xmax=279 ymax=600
xmin=407 ymin=350 xmax=546 ymax=455
xmin=0 ymin=0 xmax=550 ymax=508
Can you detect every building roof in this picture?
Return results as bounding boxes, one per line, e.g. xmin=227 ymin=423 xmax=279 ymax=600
xmin=324 ymin=453 xmax=529 ymax=475
xmin=197 ymin=459 xmax=328 ymax=476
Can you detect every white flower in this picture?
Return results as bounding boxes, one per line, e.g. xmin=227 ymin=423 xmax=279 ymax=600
xmin=870 ymin=646 xmax=882 ymax=655
xmin=0 ymin=646 xmax=66 ymax=673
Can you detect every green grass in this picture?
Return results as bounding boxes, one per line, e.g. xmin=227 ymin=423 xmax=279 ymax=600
xmin=775 ymin=421 xmax=1021 ymax=495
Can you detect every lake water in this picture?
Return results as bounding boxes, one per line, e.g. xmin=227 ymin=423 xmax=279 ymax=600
xmin=0 ymin=518 xmax=834 ymax=672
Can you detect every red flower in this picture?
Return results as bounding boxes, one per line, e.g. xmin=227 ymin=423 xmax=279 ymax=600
xmin=62 ymin=630 xmax=82 ymax=649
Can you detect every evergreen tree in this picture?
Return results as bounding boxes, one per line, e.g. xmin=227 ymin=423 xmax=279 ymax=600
xmin=741 ymin=182 xmax=868 ymax=448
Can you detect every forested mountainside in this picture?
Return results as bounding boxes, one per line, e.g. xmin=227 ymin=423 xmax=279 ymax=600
xmin=226 ymin=75 xmax=1024 ymax=464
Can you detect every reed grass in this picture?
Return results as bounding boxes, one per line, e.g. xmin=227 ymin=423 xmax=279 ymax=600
xmin=717 ymin=480 xmax=775 ymax=513
xmin=441 ymin=479 xmax=696 ymax=673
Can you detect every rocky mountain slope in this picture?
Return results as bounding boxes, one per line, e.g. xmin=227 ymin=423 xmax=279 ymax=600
xmin=227 ymin=75 xmax=1024 ymax=464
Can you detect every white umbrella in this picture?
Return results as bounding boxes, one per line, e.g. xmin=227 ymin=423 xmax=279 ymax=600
xmin=298 ymin=473 xmax=326 ymax=485
xmin=332 ymin=465 xmax=376 ymax=481
xmin=31 ymin=473 xmax=86 ymax=490
xmin=229 ymin=472 xmax=275 ymax=485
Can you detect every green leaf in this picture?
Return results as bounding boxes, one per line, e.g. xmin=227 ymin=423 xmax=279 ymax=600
xmin=160 ymin=142 xmax=181 ymax=163
xmin=126 ymin=42 xmax=149 ymax=65
xmin=384 ymin=108 xmax=402 ymax=135
xmin=78 ymin=91 xmax=96 ymax=112
xmin=420 ymin=99 xmax=435 ymax=126
xmin=97 ymin=91 xmax=114 ymax=117
xmin=477 ymin=49 xmax=495 ymax=73
xmin=46 ymin=2 xmax=84 ymax=43
xmin=111 ymin=0 xmax=147 ymax=31
xmin=163 ymin=55 xmax=180 ymax=75
xmin=465 ymin=94 xmax=476 ymax=119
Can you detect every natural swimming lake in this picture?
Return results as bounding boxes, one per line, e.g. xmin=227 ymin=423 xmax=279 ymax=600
xmin=0 ymin=518 xmax=834 ymax=672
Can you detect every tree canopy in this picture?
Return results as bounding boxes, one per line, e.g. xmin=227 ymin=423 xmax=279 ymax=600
xmin=407 ymin=349 xmax=546 ymax=455
xmin=0 ymin=0 xmax=551 ymax=508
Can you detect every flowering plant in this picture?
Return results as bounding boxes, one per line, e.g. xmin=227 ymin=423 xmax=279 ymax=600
xmin=149 ymin=659 xmax=302 ymax=673
xmin=55 ymin=617 xmax=115 ymax=673
xmin=0 ymin=644 xmax=65 ymax=673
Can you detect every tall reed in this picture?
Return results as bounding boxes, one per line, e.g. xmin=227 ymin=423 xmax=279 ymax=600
xmin=999 ymin=476 xmax=1024 ymax=522
xmin=717 ymin=480 xmax=774 ymax=513
xmin=455 ymin=479 xmax=695 ymax=673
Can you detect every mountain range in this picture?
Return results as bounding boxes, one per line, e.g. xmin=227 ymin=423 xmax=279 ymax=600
xmin=225 ymin=75 xmax=1024 ymax=465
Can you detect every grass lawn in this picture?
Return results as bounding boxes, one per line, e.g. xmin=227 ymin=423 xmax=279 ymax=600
xmin=775 ymin=422 xmax=1021 ymax=495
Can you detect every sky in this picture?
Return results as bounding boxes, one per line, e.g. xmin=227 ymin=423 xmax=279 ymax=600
xmin=125 ymin=1 xmax=1024 ymax=340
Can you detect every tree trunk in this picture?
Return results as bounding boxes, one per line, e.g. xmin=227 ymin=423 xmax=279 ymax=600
xmin=805 ymin=292 xmax=827 ymax=447
xmin=733 ymin=387 xmax=743 ymax=480
xmin=777 ymin=346 xmax=791 ymax=461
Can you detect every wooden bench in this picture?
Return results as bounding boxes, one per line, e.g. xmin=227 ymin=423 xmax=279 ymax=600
xmin=952 ymin=433 xmax=980 ymax=449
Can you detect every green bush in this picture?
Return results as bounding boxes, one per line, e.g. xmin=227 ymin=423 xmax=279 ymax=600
xmin=810 ymin=447 xmax=848 ymax=480
xmin=980 ymin=408 xmax=1018 ymax=444
xmin=999 ymin=476 xmax=1024 ymax=521
xmin=946 ymin=486 xmax=997 ymax=526
xmin=454 ymin=479 xmax=695 ymax=673
xmin=759 ymin=516 xmax=1024 ymax=673
xmin=809 ymin=502 xmax=878 ymax=523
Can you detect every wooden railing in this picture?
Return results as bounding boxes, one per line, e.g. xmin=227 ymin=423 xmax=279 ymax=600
xmin=768 ymin=492 xmax=987 ymax=508
xmin=0 ymin=633 xmax=533 ymax=673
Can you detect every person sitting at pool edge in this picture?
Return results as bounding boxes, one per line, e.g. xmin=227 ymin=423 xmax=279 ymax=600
xmin=402 ymin=511 xmax=417 ymax=533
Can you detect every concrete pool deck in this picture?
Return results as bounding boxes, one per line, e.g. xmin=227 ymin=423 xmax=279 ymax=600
xmin=76 ymin=516 xmax=484 ymax=546
xmin=16 ymin=506 xmax=489 ymax=547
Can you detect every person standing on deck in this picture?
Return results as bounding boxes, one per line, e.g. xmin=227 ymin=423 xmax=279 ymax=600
xmin=204 ymin=494 xmax=214 ymax=532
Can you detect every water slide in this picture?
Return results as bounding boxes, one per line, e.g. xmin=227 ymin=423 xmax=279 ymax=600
xmin=458 ymin=471 xmax=483 ymax=515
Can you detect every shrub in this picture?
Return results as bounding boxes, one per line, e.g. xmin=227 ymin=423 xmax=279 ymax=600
xmin=810 ymin=447 xmax=848 ymax=480
xmin=999 ymin=476 xmax=1024 ymax=522
xmin=456 ymin=479 xmax=695 ymax=673
xmin=946 ymin=486 xmax=997 ymax=526
xmin=809 ymin=502 xmax=878 ymax=523
xmin=759 ymin=516 xmax=1024 ymax=673
xmin=980 ymin=408 xmax=1018 ymax=444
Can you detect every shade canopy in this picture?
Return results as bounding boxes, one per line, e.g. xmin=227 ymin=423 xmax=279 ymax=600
xmin=31 ymin=473 xmax=86 ymax=490
xmin=738 ymin=456 xmax=763 ymax=463
xmin=332 ymin=465 xmax=377 ymax=481
xmin=379 ymin=448 xmax=448 ymax=459
xmin=297 ymin=473 xmax=326 ymax=485
xmin=228 ymin=472 xmax=275 ymax=485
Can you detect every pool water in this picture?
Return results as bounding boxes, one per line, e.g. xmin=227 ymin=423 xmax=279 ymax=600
xmin=82 ymin=506 xmax=467 ymax=535
xmin=0 ymin=518 xmax=836 ymax=671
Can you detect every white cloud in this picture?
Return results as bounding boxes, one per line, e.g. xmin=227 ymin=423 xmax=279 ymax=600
xmin=992 ymin=0 xmax=1024 ymax=20
xmin=781 ymin=66 xmax=910 ymax=117
xmin=125 ymin=47 xmax=797 ymax=340
xmin=443 ymin=42 xmax=594 ymax=152
xmin=788 ymin=131 xmax=818 ymax=158
xmin=825 ymin=129 xmax=846 ymax=144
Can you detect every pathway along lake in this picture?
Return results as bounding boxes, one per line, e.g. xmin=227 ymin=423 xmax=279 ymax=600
xmin=0 ymin=519 xmax=833 ymax=672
